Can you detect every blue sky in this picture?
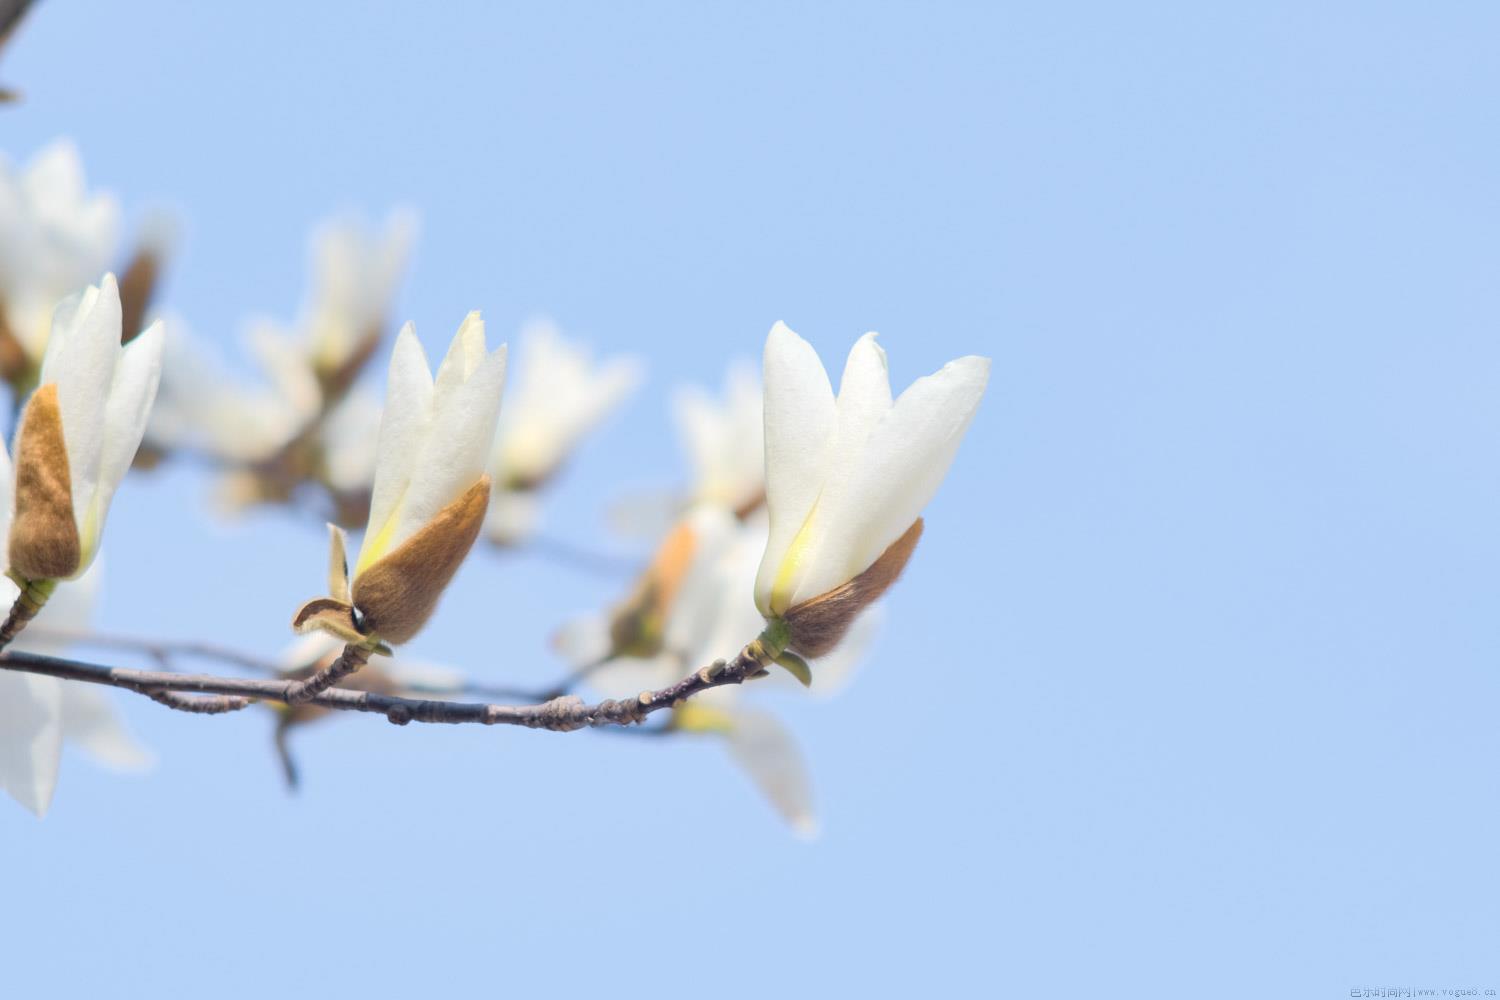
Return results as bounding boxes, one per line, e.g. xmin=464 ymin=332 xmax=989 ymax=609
xmin=2 ymin=2 xmax=1498 ymax=996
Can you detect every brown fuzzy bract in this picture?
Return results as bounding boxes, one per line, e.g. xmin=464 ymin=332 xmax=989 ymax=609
xmin=290 ymin=597 xmax=366 ymax=644
xmin=350 ymin=476 xmax=491 ymax=644
xmin=782 ymin=519 xmax=924 ymax=658
xmin=9 ymin=383 xmax=80 ymax=580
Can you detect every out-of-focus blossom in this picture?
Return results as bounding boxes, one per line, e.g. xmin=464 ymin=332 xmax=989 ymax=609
xmin=8 ymin=274 xmax=163 ymax=584
xmin=0 ymin=430 xmax=153 ymax=821
xmin=485 ymin=321 xmax=641 ymax=544
xmin=0 ymin=140 xmax=119 ymax=381
xmin=673 ymin=360 xmax=764 ymax=518
xmin=580 ymin=506 xmax=877 ymax=835
xmin=755 ymin=323 xmax=989 ymax=656
xmin=294 ymin=315 xmax=506 ymax=646
xmin=143 ymin=211 xmax=414 ymax=517
xmin=302 ymin=210 xmax=416 ymax=394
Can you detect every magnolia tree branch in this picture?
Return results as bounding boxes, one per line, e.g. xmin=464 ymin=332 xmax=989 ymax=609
xmin=24 ymin=628 xmax=571 ymax=702
xmin=0 ymin=639 xmax=777 ymax=731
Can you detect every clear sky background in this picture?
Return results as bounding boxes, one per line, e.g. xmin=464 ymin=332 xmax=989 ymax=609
xmin=2 ymin=2 xmax=1497 ymax=996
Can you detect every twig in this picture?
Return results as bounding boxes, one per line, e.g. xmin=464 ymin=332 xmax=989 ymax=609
xmin=283 ymin=643 xmax=371 ymax=703
xmin=0 ymin=582 xmax=49 ymax=652
xmin=29 ymin=627 xmax=581 ymax=703
xmin=0 ymin=638 xmax=778 ymax=731
xmin=146 ymin=690 xmax=255 ymax=714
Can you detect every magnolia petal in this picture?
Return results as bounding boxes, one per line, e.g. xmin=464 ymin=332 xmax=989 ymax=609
xmin=551 ymin=613 xmax=612 ymax=668
xmin=358 ymin=324 xmax=434 ymax=574
xmin=434 ymin=311 xmax=486 ymax=393
xmin=723 ymin=708 xmax=819 ymax=838
xmin=9 ymin=383 xmax=81 ymax=580
xmin=587 ymin=654 xmax=682 ymax=702
xmin=38 ymin=275 xmax=121 ymax=527
xmin=0 ymin=670 xmax=63 ymax=817
xmin=834 ymin=333 xmax=893 ymax=446
xmin=783 ymin=519 xmax=921 ymax=658
xmin=483 ymin=488 xmax=540 ymax=545
xmin=326 ymin=523 xmax=350 ymax=603
xmin=786 ymin=355 xmax=989 ymax=606
xmin=84 ymin=319 xmax=164 ymax=569
xmin=245 ymin=322 xmax=320 ymax=422
xmin=754 ymin=322 xmax=837 ymax=614
xmin=351 ymin=476 xmax=490 ymax=644
xmin=58 ymin=683 xmax=154 ymax=772
xmin=399 ymin=339 xmax=506 ymax=546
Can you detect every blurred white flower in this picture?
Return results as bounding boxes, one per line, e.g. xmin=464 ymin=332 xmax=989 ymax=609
xmin=9 ymin=274 xmax=164 ymax=582
xmin=755 ymin=323 xmax=989 ymax=655
xmin=673 ymin=360 xmax=764 ymax=517
xmin=0 ymin=140 xmax=119 ymax=364
xmin=318 ymin=387 xmax=383 ymax=496
xmin=149 ymin=318 xmax=320 ymax=466
xmin=302 ymin=210 xmax=416 ymax=382
xmin=0 ymin=553 xmax=154 ymax=817
xmin=586 ymin=506 xmax=878 ymax=835
xmin=486 ymin=321 xmax=641 ymax=544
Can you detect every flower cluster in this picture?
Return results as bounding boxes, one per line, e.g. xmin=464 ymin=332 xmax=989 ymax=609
xmin=0 ymin=141 xmax=990 ymax=830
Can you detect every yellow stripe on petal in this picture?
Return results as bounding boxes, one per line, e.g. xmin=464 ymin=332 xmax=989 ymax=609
xmin=770 ymin=505 xmax=819 ymax=615
xmin=355 ymin=491 xmax=407 ymax=577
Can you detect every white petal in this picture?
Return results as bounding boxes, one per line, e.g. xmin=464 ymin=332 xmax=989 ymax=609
xmin=588 ymin=655 xmax=683 ymax=701
xmin=38 ymin=275 xmax=121 ymax=532
xmin=753 ymin=323 xmax=837 ymax=614
xmin=57 ymin=683 xmax=154 ymax=772
xmin=397 ymin=338 xmax=506 ymax=545
xmin=787 ymin=355 xmax=990 ymax=605
xmin=245 ymin=321 xmax=320 ymax=422
xmin=550 ymin=613 xmax=612 ymax=668
xmin=356 ymin=324 xmax=433 ymax=575
xmin=434 ymin=311 xmax=486 ymax=392
xmin=0 ymin=670 xmax=63 ymax=817
xmin=483 ymin=487 xmax=540 ymax=545
xmin=80 ymin=320 xmax=164 ymax=570
xmin=724 ymin=709 xmax=818 ymax=838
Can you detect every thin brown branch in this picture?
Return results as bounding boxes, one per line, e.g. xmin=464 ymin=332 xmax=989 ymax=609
xmin=146 ymin=690 xmax=255 ymax=714
xmin=0 ymin=586 xmax=46 ymax=652
xmin=0 ymin=639 xmax=776 ymax=731
xmin=30 ymin=627 xmax=577 ymax=702
xmin=283 ymin=643 xmax=371 ymax=703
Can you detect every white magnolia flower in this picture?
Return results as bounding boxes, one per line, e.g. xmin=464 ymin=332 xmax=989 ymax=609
xmin=295 ymin=314 xmax=506 ymax=645
xmin=0 ymin=430 xmax=153 ymax=816
xmin=8 ymin=274 xmax=164 ymax=583
xmin=149 ymin=318 xmax=320 ymax=465
xmin=673 ymin=360 xmax=765 ymax=517
xmin=755 ymin=323 xmax=989 ymax=655
xmin=303 ymin=210 xmax=416 ymax=379
xmin=587 ymin=508 xmax=878 ymax=836
xmin=318 ymin=387 xmax=383 ymax=496
xmin=486 ymin=321 xmax=640 ymax=543
xmin=147 ymin=210 xmax=412 ymax=474
xmin=0 ymin=141 xmax=119 ymax=363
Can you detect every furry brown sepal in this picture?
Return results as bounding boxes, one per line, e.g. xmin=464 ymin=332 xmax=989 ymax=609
xmin=350 ymin=476 xmax=491 ymax=644
xmin=118 ymin=248 xmax=160 ymax=345
xmin=781 ymin=519 xmax=923 ymax=658
xmin=9 ymin=383 xmax=80 ymax=580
